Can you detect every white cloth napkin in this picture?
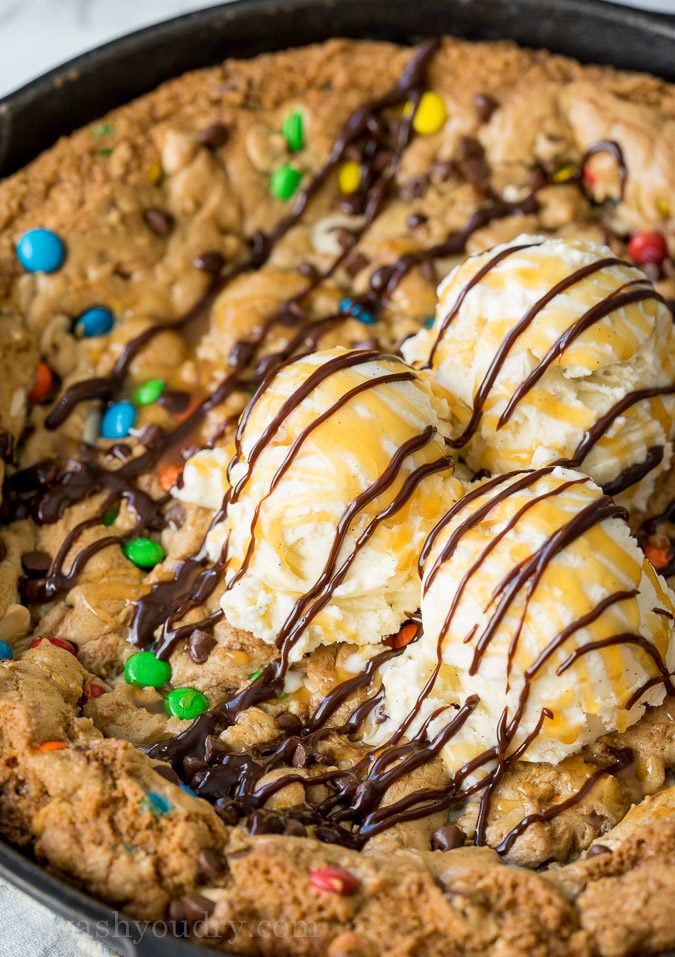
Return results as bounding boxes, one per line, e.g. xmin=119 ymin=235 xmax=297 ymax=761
xmin=0 ymin=877 xmax=115 ymax=957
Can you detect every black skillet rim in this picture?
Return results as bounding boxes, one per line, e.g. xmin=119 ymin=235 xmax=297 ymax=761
xmin=1 ymin=1 xmax=674 ymax=954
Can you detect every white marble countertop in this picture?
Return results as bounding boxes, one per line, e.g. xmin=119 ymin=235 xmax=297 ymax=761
xmin=0 ymin=0 xmax=673 ymax=98
xmin=0 ymin=0 xmax=673 ymax=954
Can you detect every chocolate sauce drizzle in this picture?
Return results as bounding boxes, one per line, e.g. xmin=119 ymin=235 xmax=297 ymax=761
xmin=4 ymin=39 xmax=672 ymax=856
xmin=427 ymin=240 xmax=669 ymax=496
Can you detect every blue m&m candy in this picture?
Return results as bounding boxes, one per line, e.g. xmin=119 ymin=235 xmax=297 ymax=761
xmin=75 ymin=306 xmax=114 ymax=338
xmin=101 ymin=401 xmax=137 ymax=439
xmin=339 ymin=297 xmax=376 ymax=325
xmin=16 ymin=228 xmax=66 ymax=273
xmin=0 ymin=641 xmax=13 ymax=660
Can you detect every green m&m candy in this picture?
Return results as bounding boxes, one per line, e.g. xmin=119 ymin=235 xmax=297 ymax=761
xmin=270 ymin=164 xmax=303 ymax=201
xmin=123 ymin=537 xmax=165 ymax=569
xmin=282 ymin=110 xmax=304 ymax=152
xmin=133 ymin=378 xmax=165 ymax=406
xmin=125 ymin=651 xmax=171 ymax=688
xmin=165 ymin=687 xmax=209 ymax=720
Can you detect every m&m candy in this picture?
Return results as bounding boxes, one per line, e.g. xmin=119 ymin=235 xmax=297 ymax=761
xmin=133 ymin=378 xmax=165 ymax=406
xmin=123 ymin=537 xmax=166 ymax=569
xmin=30 ymin=636 xmax=77 ymax=655
xmin=165 ymin=687 xmax=209 ymax=720
xmin=339 ymin=297 xmax=376 ymax=325
xmin=271 ymin=164 xmax=303 ymax=200
xmin=142 ymin=791 xmax=171 ymax=816
xmin=338 ymin=161 xmax=361 ymax=195
xmin=124 ymin=651 xmax=171 ymax=687
xmin=101 ymin=401 xmax=137 ymax=439
xmin=0 ymin=641 xmax=13 ymax=660
xmin=28 ymin=362 xmax=54 ymax=404
xmin=75 ymin=306 xmax=114 ymax=338
xmin=282 ymin=110 xmax=304 ymax=152
xmin=627 ymin=231 xmax=669 ymax=267
xmin=406 ymin=91 xmax=447 ymax=136
xmin=16 ymin=228 xmax=66 ymax=273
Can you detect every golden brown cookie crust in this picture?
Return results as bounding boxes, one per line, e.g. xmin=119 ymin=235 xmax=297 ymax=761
xmin=0 ymin=35 xmax=674 ymax=957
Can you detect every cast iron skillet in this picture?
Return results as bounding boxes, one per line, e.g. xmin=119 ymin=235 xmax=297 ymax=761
xmin=1 ymin=1 xmax=674 ymax=955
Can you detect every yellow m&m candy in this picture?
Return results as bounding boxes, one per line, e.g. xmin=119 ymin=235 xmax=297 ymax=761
xmin=405 ymin=91 xmax=447 ymax=135
xmin=338 ymin=160 xmax=361 ymax=194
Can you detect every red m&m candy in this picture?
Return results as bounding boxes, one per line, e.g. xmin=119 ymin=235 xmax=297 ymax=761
xmin=31 ymin=636 xmax=77 ymax=655
xmin=627 ymin=231 xmax=669 ymax=267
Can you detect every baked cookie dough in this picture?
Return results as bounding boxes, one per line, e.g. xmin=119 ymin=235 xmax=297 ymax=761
xmin=0 ymin=35 xmax=674 ymax=956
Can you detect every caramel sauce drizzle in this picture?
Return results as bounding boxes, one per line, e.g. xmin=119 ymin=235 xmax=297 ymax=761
xmin=3 ymin=38 xmax=672 ymax=855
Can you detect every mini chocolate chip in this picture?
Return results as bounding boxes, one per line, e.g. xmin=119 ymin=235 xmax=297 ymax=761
xmin=369 ymin=265 xmax=392 ymax=293
xmin=197 ymin=847 xmax=228 ymax=881
xmin=283 ymin=819 xmax=307 ymax=837
xmin=342 ymin=250 xmax=370 ymax=278
xmin=431 ymin=824 xmax=466 ymax=851
xmin=183 ymin=756 xmax=208 ymax=779
xmin=372 ymin=148 xmax=394 ymax=173
xmin=204 ymin=734 xmax=228 ymax=763
xmin=19 ymin=578 xmax=44 ymax=604
xmin=407 ymin=212 xmax=428 ymax=229
xmin=164 ymin=501 xmax=186 ymax=530
xmin=332 ymin=226 xmax=356 ymax=252
xmin=214 ymin=798 xmax=240 ymax=825
xmin=276 ymin=711 xmax=303 ymax=734
xmin=188 ymin=629 xmax=217 ymax=664
xmin=153 ymin=763 xmax=180 ymax=784
xmin=458 ymin=136 xmax=484 ymax=161
xmin=587 ymin=809 xmax=610 ymax=835
xmin=158 ymin=390 xmax=191 ymax=415
xmin=473 ymin=92 xmax=500 ymax=123
xmin=399 ymin=175 xmax=428 ymax=201
xmin=461 ymin=157 xmax=492 ymax=192
xmin=225 ymin=847 xmax=251 ymax=861
xmin=280 ymin=300 xmax=305 ymax=323
xmin=431 ymin=159 xmax=454 ymax=182
xmin=337 ymin=195 xmax=362 ymax=216
xmin=248 ymin=809 xmax=284 ymax=835
xmin=298 ymin=261 xmax=319 ymax=281
xmin=181 ymin=893 xmax=215 ymax=923
xmin=587 ymin=844 xmax=612 ymax=857
xmin=143 ymin=207 xmax=175 ymax=236
xmin=333 ymin=773 xmax=357 ymax=792
xmin=366 ymin=114 xmax=387 ymax=139
xmin=21 ymin=550 xmax=52 ymax=578
xmin=0 ymin=541 xmax=6 ymax=562
xmin=197 ymin=122 xmax=229 ymax=150
xmin=104 ymin=443 xmax=133 ymax=464
xmin=0 ymin=427 xmax=14 ymax=462
xmin=527 ymin=163 xmax=549 ymax=191
xmin=314 ymin=826 xmax=343 ymax=845
xmin=292 ymin=742 xmax=309 ymax=768
xmin=193 ymin=250 xmax=225 ymax=273
xmin=168 ymin=900 xmax=187 ymax=924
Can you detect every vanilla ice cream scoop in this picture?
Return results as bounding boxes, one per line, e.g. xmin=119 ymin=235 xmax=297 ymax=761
xmin=201 ymin=347 xmax=461 ymax=662
xmin=369 ymin=466 xmax=675 ymax=779
xmin=402 ymin=235 xmax=675 ymax=510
